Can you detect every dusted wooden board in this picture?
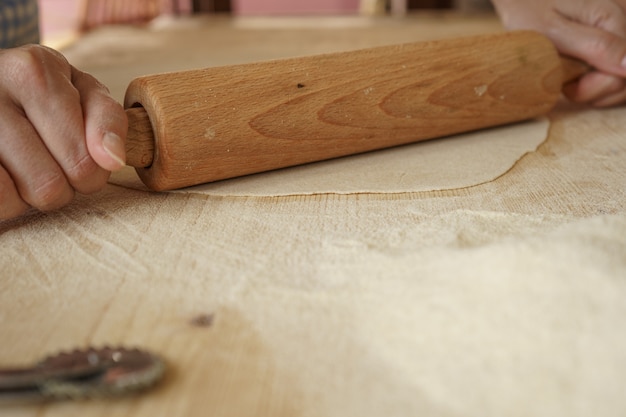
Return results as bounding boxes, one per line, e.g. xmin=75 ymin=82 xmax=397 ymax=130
xmin=1 ymin=14 xmax=625 ymax=417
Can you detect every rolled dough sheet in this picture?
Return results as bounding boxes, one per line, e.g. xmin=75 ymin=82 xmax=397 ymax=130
xmin=109 ymin=118 xmax=549 ymax=196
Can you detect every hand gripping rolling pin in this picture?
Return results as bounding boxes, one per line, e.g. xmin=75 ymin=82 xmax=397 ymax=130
xmin=122 ymin=31 xmax=587 ymax=191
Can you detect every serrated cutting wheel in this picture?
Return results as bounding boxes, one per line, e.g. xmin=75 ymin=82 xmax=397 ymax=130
xmin=0 ymin=346 xmax=165 ymax=403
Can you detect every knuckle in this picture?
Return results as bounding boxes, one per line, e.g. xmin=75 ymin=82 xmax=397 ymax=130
xmin=1 ymin=45 xmax=74 ymax=99
xmin=4 ymin=47 xmax=49 ymax=91
xmin=65 ymin=152 xmax=98 ymax=180
xmin=64 ymin=153 xmax=108 ymax=194
xmin=27 ymin=171 xmax=73 ymax=211
xmin=0 ymin=206 xmax=27 ymax=220
xmin=76 ymin=68 xmax=112 ymax=95
xmin=99 ymin=101 xmax=129 ymax=131
xmin=586 ymin=2 xmax=624 ymax=31
xmin=580 ymin=32 xmax=622 ymax=61
xmin=0 ymin=202 xmax=28 ymax=220
xmin=0 ymin=181 xmax=28 ymax=220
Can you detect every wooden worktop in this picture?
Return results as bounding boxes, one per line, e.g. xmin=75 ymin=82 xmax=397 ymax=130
xmin=1 ymin=14 xmax=625 ymax=417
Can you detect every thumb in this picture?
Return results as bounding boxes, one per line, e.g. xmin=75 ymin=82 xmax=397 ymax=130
xmin=71 ymin=67 xmax=128 ymax=172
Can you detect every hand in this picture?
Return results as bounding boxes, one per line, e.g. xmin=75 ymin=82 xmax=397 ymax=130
xmin=0 ymin=45 xmax=127 ymax=220
xmin=491 ymin=0 xmax=626 ymax=107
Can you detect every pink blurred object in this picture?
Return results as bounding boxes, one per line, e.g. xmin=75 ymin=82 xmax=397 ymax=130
xmin=233 ymin=0 xmax=360 ymax=15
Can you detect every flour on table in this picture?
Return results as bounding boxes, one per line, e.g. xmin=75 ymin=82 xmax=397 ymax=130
xmin=109 ymin=118 xmax=549 ymax=196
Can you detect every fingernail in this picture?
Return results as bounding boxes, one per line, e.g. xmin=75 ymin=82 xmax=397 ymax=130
xmin=103 ymin=132 xmax=126 ymax=168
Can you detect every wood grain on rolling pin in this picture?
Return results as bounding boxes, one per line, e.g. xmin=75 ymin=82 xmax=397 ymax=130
xmin=123 ymin=31 xmax=584 ymax=191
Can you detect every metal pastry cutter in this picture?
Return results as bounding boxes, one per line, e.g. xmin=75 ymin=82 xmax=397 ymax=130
xmin=0 ymin=346 xmax=165 ymax=404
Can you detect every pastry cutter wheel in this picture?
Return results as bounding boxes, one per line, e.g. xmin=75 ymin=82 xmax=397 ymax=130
xmin=0 ymin=346 xmax=165 ymax=404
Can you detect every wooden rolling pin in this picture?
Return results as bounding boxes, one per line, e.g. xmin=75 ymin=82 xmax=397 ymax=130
xmin=123 ymin=30 xmax=587 ymax=191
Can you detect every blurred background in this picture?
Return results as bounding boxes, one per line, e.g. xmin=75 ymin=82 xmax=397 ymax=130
xmin=40 ymin=0 xmax=494 ymax=48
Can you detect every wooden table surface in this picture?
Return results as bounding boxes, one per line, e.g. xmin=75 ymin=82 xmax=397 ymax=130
xmin=1 ymin=14 xmax=625 ymax=417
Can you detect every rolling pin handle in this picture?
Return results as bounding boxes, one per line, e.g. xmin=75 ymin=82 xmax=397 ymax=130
xmin=560 ymin=56 xmax=590 ymax=84
xmin=125 ymin=106 xmax=155 ymax=168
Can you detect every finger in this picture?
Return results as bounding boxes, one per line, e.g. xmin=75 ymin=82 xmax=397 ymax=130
xmin=571 ymin=0 xmax=626 ymax=37
xmin=0 ymin=165 xmax=29 ymax=220
xmin=562 ymin=71 xmax=626 ymax=103
xmin=547 ymin=10 xmax=626 ymax=76
xmin=72 ymin=67 xmax=127 ymax=173
xmin=5 ymin=45 xmax=110 ymax=195
xmin=0 ymin=103 xmax=74 ymax=211
xmin=592 ymin=86 xmax=626 ymax=106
